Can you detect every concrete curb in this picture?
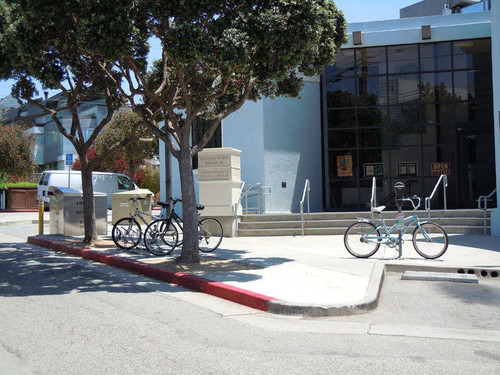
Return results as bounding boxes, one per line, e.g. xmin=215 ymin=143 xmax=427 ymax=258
xmin=27 ymin=235 xmax=276 ymax=312
xmin=268 ymin=262 xmax=386 ymax=317
xmin=27 ymin=235 xmax=390 ymax=317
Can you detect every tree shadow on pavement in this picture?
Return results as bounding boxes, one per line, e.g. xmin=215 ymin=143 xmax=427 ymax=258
xmin=0 ymin=243 xmax=160 ymax=298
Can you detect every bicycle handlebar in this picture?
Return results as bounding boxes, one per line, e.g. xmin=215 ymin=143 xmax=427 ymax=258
xmin=402 ymin=195 xmax=421 ymax=210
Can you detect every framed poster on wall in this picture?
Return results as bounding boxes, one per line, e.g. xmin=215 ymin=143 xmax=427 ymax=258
xmin=397 ymin=162 xmax=417 ymax=177
xmin=364 ymin=163 xmax=384 ymax=178
xmin=337 ymin=155 xmax=353 ymax=177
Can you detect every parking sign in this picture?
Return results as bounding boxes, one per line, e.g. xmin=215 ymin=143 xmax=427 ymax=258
xmin=66 ymin=153 xmax=73 ymax=166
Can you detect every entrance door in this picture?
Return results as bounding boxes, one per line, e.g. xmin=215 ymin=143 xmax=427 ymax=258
xmin=456 ymin=127 xmax=496 ymax=208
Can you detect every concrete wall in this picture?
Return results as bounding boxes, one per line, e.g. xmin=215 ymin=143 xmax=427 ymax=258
xmin=162 ymin=78 xmax=323 ymax=215
xmin=490 ymin=0 xmax=500 ymax=236
xmin=262 ymin=79 xmax=323 ymax=213
xmin=345 ymin=11 xmax=490 ymax=48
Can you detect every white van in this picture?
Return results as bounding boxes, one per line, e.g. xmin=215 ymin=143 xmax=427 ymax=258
xmin=38 ymin=170 xmax=139 ymax=209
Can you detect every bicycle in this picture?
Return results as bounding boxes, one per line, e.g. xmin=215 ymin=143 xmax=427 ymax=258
xmin=143 ymin=197 xmax=223 ymax=256
xmin=344 ymin=196 xmax=449 ymax=259
xmin=112 ymin=196 xmax=178 ymax=251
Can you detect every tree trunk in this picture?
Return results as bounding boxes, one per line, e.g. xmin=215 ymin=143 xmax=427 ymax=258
xmin=177 ymin=146 xmax=200 ymax=263
xmin=81 ymin=166 xmax=98 ymax=245
xmin=128 ymin=161 xmax=136 ymax=191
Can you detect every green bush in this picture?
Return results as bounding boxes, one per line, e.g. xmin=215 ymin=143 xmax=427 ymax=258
xmin=0 ymin=181 xmax=38 ymax=190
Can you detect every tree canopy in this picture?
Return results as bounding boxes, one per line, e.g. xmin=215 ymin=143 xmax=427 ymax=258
xmin=0 ymin=123 xmax=35 ymax=182
xmin=0 ymin=0 xmax=347 ymax=260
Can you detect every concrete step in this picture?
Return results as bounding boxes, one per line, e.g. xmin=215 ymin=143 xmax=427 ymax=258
xmin=240 ymin=209 xmax=491 ymax=223
xmin=237 ymin=209 xmax=491 ymax=237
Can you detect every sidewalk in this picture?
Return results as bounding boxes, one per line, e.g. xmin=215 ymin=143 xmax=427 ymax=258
xmin=8 ymin=211 xmax=500 ymax=316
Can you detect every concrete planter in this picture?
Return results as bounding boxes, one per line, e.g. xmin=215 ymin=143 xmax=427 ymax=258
xmin=5 ymin=186 xmax=38 ymax=210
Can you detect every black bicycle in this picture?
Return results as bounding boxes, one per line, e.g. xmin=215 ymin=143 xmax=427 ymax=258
xmin=144 ymin=198 xmax=223 ymax=256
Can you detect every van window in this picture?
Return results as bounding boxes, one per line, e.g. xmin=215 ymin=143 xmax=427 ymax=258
xmin=117 ymin=176 xmax=131 ymax=190
xmin=41 ymin=173 xmax=50 ymax=186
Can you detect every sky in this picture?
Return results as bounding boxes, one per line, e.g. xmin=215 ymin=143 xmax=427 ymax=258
xmin=0 ymin=0 xmax=487 ymax=99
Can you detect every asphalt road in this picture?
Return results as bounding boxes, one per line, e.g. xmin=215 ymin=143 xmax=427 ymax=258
xmin=1 ymin=223 xmax=500 ymax=374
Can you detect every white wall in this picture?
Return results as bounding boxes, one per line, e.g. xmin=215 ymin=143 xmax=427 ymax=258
xmin=489 ymin=0 xmax=500 ymax=236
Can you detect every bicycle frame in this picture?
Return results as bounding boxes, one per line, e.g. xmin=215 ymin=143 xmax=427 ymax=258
xmin=362 ymin=213 xmax=426 ymax=245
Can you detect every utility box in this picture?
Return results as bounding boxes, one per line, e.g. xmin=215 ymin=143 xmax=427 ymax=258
xmin=49 ymin=186 xmax=107 ymax=236
xmin=111 ymin=189 xmax=153 ymax=225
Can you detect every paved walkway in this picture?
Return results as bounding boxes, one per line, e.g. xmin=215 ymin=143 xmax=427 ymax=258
xmin=4 ymin=210 xmax=500 ymax=316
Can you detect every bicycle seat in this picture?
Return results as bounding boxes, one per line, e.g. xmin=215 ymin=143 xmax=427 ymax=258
xmin=371 ymin=205 xmax=386 ymax=214
xmin=197 ymin=204 xmax=205 ymax=211
xmin=156 ymin=201 xmax=169 ymax=208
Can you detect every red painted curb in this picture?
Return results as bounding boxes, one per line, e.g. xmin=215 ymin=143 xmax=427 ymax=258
xmin=27 ymin=235 xmax=276 ymax=312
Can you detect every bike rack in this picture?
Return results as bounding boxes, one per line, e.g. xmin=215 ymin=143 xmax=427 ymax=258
xmin=300 ymin=179 xmax=310 ymax=236
xmin=478 ymin=188 xmax=496 ymax=235
xmin=424 ymin=174 xmax=448 ymax=220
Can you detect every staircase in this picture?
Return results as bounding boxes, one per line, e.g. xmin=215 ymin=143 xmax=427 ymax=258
xmin=237 ymin=209 xmax=493 ymax=237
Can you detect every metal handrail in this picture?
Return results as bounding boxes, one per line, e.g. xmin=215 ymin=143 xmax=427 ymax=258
xmin=232 ymin=182 xmax=271 ymax=237
xmin=424 ymin=174 xmax=448 ymax=220
xmin=478 ymin=188 xmax=496 ymax=235
xmin=370 ymin=177 xmax=376 ymax=219
xmin=300 ymin=179 xmax=310 ymax=236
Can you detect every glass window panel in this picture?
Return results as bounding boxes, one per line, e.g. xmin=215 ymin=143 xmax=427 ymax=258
xmin=453 ymin=39 xmax=491 ymax=70
xmin=423 ymin=103 xmax=454 ymax=124
xmin=391 ymin=126 xmax=421 ymax=147
xmin=389 ymin=105 xmax=423 ymax=126
xmin=357 ymin=76 xmax=388 ymax=106
xmin=356 ymin=47 xmax=386 ymax=76
xmin=328 ymin=49 xmax=356 ymax=78
xmin=358 ymin=107 xmax=388 ymax=127
xmin=388 ymin=74 xmax=420 ymax=105
xmin=456 ymin=101 xmax=493 ymax=123
xmin=420 ymin=72 xmax=453 ymax=102
xmin=327 ymin=109 xmax=356 ymax=129
xmin=326 ymin=78 xmax=356 ymax=107
xmin=328 ymin=180 xmax=358 ymax=208
xmin=328 ymin=129 xmax=356 ymax=148
xmin=453 ymin=70 xmax=492 ymax=101
xmin=420 ymin=42 xmax=452 ymax=71
xmin=358 ymin=128 xmax=386 ymax=148
xmin=387 ymin=45 xmax=418 ymax=74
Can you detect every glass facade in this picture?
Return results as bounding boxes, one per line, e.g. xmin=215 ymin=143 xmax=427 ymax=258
xmin=322 ymin=38 xmax=495 ymax=210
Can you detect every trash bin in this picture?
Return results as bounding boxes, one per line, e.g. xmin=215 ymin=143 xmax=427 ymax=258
xmin=49 ymin=186 xmax=107 ymax=236
xmin=111 ymin=189 xmax=153 ymax=225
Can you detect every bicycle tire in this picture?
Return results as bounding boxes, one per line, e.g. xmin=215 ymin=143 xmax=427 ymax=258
xmin=344 ymin=222 xmax=381 ymax=258
xmin=112 ymin=218 xmax=142 ymax=249
xmin=173 ymin=216 xmax=183 ymax=247
xmin=412 ymin=222 xmax=448 ymax=259
xmin=144 ymin=219 xmax=178 ymax=256
xmin=198 ymin=218 xmax=223 ymax=253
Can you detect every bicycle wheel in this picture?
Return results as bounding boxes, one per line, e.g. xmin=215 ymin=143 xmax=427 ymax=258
xmin=412 ymin=222 xmax=448 ymax=259
xmin=173 ymin=216 xmax=183 ymax=247
xmin=344 ymin=222 xmax=381 ymax=258
xmin=144 ymin=219 xmax=178 ymax=256
xmin=198 ymin=218 xmax=223 ymax=253
xmin=112 ymin=218 xmax=142 ymax=249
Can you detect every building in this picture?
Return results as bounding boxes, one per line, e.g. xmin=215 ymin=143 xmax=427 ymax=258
xmin=162 ymin=0 xmax=498 ymax=235
xmin=0 ymin=93 xmax=109 ymax=170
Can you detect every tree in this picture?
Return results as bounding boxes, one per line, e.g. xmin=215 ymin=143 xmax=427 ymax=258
xmin=1 ymin=1 xmax=347 ymax=261
xmin=0 ymin=1 xmax=138 ymax=244
xmin=95 ymin=111 xmax=158 ymax=189
xmin=0 ymin=123 xmax=35 ymax=182
xmin=98 ymin=0 xmax=347 ymax=263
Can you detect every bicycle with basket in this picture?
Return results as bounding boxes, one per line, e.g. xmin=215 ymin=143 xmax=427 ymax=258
xmin=344 ymin=195 xmax=449 ymax=259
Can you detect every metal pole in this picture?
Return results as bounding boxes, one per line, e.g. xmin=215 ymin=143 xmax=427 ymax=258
xmin=38 ymin=198 xmax=44 ymax=234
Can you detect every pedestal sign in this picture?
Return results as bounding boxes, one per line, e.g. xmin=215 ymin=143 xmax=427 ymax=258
xmin=198 ymin=148 xmax=242 ymax=237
